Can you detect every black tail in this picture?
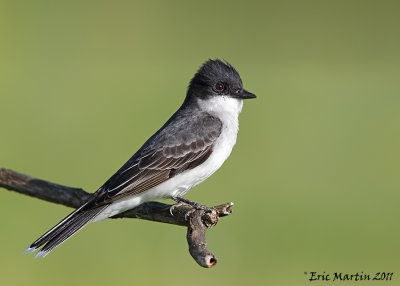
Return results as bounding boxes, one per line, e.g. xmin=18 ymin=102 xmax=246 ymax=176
xmin=26 ymin=203 xmax=108 ymax=257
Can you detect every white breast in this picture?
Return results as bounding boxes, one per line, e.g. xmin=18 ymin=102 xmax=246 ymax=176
xmin=182 ymin=96 xmax=243 ymax=188
xmin=93 ymin=96 xmax=243 ymax=221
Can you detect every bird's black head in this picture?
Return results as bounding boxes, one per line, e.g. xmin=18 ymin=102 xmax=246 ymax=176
xmin=187 ymin=59 xmax=256 ymax=101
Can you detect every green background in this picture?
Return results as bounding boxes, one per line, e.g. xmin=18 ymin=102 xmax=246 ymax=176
xmin=1 ymin=1 xmax=399 ymax=285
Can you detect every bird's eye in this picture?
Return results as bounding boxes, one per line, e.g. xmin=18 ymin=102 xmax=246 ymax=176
xmin=214 ymin=82 xmax=226 ymax=93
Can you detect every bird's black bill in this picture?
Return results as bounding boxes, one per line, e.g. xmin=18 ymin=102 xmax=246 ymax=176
xmin=239 ymin=89 xmax=256 ymax=99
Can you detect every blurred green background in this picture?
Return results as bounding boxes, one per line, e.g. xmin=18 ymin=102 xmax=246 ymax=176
xmin=1 ymin=0 xmax=399 ymax=285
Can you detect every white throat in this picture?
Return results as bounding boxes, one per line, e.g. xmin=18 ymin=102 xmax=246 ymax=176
xmin=196 ymin=96 xmax=243 ymax=119
xmin=196 ymin=96 xmax=243 ymax=155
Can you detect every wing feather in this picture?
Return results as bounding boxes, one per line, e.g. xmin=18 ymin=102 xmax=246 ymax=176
xmin=96 ymin=113 xmax=222 ymax=203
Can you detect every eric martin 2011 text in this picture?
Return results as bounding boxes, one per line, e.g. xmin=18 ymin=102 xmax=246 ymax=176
xmin=304 ymin=271 xmax=393 ymax=282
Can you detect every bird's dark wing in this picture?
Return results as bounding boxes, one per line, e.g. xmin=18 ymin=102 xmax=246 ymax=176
xmin=94 ymin=112 xmax=222 ymax=203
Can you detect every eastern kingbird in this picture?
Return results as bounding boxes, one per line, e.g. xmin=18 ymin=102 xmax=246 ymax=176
xmin=26 ymin=59 xmax=256 ymax=257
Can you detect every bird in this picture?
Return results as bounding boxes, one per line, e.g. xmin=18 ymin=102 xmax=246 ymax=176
xmin=26 ymin=59 xmax=256 ymax=257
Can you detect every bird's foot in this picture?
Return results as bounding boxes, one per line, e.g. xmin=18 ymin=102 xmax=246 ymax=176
xmin=171 ymin=196 xmax=213 ymax=213
xmin=168 ymin=202 xmax=196 ymax=220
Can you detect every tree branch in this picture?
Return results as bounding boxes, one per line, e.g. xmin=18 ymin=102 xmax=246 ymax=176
xmin=0 ymin=168 xmax=233 ymax=268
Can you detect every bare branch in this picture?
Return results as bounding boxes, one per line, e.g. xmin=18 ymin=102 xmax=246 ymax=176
xmin=0 ymin=168 xmax=233 ymax=268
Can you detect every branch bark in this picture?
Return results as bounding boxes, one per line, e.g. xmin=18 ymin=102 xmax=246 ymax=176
xmin=0 ymin=168 xmax=233 ymax=268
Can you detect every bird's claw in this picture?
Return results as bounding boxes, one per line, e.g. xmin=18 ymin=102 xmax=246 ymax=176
xmin=171 ymin=196 xmax=213 ymax=212
xmin=184 ymin=208 xmax=196 ymax=220
xmin=169 ymin=204 xmax=176 ymax=216
xmin=170 ymin=196 xmax=215 ymax=222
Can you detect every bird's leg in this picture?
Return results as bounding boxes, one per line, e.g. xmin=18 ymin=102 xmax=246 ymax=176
xmin=171 ymin=196 xmax=213 ymax=212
